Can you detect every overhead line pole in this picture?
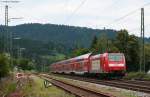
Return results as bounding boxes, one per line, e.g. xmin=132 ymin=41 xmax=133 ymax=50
xmin=140 ymin=8 xmax=145 ymax=72
xmin=3 ymin=1 xmax=20 ymax=53
xmin=1 ymin=0 xmax=20 ymax=68
xmin=142 ymin=8 xmax=145 ymax=73
xmin=4 ymin=5 xmax=8 ymax=53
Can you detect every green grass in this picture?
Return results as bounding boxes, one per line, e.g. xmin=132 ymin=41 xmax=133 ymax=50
xmin=49 ymin=74 xmax=141 ymax=97
xmin=0 ymin=74 xmax=75 ymax=97
xmin=0 ymin=76 xmax=17 ymax=97
xmin=22 ymin=75 xmax=75 ymax=97
xmin=123 ymin=72 xmax=150 ymax=80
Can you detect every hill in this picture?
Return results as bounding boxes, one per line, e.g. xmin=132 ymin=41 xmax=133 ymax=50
xmin=9 ymin=23 xmax=117 ymax=47
xmin=0 ymin=23 xmax=117 ymax=55
xmin=0 ymin=23 xmax=149 ymax=57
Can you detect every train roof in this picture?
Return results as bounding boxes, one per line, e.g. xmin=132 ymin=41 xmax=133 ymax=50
xmin=91 ymin=54 xmax=101 ymax=59
xmin=51 ymin=53 xmax=92 ymax=65
xmin=50 ymin=52 xmax=126 ymax=66
xmin=73 ymin=53 xmax=92 ymax=60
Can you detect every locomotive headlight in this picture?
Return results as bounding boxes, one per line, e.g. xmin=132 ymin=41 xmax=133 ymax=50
xmin=109 ymin=64 xmax=124 ymax=67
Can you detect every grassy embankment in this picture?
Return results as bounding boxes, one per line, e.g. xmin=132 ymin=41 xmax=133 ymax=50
xmin=49 ymin=74 xmax=140 ymax=97
xmin=0 ymin=75 xmax=17 ymax=97
xmin=0 ymin=74 xmax=75 ymax=97
xmin=22 ymin=75 xmax=75 ymax=97
xmin=124 ymin=72 xmax=150 ymax=80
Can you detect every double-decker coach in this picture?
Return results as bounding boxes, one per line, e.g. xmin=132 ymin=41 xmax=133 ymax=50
xmin=50 ymin=53 xmax=92 ymax=74
xmin=50 ymin=52 xmax=126 ymax=78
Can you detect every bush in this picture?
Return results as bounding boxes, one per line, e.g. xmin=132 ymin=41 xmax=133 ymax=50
xmin=18 ymin=58 xmax=34 ymax=70
xmin=143 ymin=74 xmax=150 ymax=80
xmin=0 ymin=54 xmax=10 ymax=79
xmin=0 ymin=75 xmax=17 ymax=96
xmin=124 ymin=72 xmax=150 ymax=80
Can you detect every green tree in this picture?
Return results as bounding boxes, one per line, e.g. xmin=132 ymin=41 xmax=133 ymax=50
xmin=18 ymin=58 xmax=34 ymax=70
xmin=127 ymin=35 xmax=140 ymax=71
xmin=0 ymin=54 xmax=10 ymax=79
xmin=90 ymin=33 xmax=118 ymax=54
xmin=115 ymin=30 xmax=140 ymax=71
xmin=145 ymin=44 xmax=150 ymax=72
xmin=114 ymin=30 xmax=129 ymax=53
xmin=72 ymin=48 xmax=89 ymax=57
xmin=107 ymin=40 xmax=119 ymax=52
xmin=91 ymin=36 xmax=98 ymax=49
xmin=97 ymin=33 xmax=108 ymax=53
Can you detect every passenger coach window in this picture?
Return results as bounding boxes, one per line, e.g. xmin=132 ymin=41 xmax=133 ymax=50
xmin=80 ymin=62 xmax=84 ymax=67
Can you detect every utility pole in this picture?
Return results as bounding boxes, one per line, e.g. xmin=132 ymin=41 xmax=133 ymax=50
xmin=140 ymin=8 xmax=145 ymax=72
xmin=1 ymin=0 xmax=20 ymax=53
xmin=5 ymin=5 xmax=8 ymax=53
xmin=19 ymin=48 xmax=25 ymax=59
xmin=107 ymin=39 xmax=109 ymax=52
xmin=1 ymin=0 xmax=20 ymax=68
xmin=103 ymin=27 xmax=108 ymax=52
xmin=125 ymin=30 xmax=128 ymax=56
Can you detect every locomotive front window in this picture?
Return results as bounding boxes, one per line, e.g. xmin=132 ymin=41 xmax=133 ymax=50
xmin=108 ymin=54 xmax=122 ymax=61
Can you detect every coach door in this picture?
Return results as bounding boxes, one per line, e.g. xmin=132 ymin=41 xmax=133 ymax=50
xmin=91 ymin=59 xmax=102 ymax=73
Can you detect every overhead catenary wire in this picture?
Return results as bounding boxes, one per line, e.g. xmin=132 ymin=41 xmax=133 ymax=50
xmin=105 ymin=1 xmax=150 ymax=28
xmin=64 ymin=0 xmax=87 ymax=24
xmin=126 ymin=6 xmax=150 ymax=34
xmin=100 ymin=0 xmax=120 ymax=13
xmin=109 ymin=9 xmax=139 ymax=26
xmin=128 ymin=23 xmax=150 ymax=33
xmin=63 ymin=0 xmax=70 ymax=8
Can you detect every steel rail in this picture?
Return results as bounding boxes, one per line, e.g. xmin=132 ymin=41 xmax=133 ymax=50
xmin=39 ymin=74 xmax=115 ymax=97
xmin=52 ymin=74 xmax=150 ymax=94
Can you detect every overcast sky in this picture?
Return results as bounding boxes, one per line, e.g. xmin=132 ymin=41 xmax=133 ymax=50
xmin=0 ymin=0 xmax=150 ymax=37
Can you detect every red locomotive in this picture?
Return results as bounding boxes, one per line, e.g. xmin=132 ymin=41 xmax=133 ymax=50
xmin=50 ymin=52 xmax=126 ymax=78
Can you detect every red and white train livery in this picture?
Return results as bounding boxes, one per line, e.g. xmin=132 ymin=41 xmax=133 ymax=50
xmin=50 ymin=52 xmax=126 ymax=78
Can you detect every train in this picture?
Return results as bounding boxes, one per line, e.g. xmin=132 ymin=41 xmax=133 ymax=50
xmin=50 ymin=52 xmax=126 ymax=78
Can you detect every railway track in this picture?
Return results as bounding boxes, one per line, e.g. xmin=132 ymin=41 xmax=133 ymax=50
xmin=52 ymin=74 xmax=150 ymax=94
xmin=39 ymin=74 xmax=115 ymax=97
xmin=108 ymin=79 xmax=150 ymax=87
